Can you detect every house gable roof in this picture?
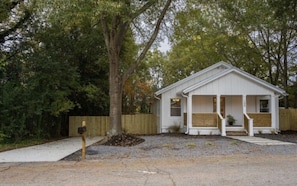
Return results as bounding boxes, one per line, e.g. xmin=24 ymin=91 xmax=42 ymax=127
xmin=155 ymin=61 xmax=287 ymax=97
xmin=183 ymin=68 xmax=287 ymax=96
xmin=155 ymin=61 xmax=232 ymax=96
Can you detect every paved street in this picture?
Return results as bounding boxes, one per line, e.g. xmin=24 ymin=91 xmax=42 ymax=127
xmin=1 ymin=155 xmax=297 ymax=185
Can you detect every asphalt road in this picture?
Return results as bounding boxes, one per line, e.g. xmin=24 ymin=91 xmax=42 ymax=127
xmin=1 ymin=154 xmax=297 ymax=185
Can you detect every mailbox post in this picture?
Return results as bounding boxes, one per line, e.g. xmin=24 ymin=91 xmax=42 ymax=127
xmin=77 ymin=121 xmax=87 ymax=160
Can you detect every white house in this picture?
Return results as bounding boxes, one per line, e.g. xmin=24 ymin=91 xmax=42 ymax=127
xmin=154 ymin=61 xmax=287 ymax=136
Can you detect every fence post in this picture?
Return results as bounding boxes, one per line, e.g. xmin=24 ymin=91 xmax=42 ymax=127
xmin=81 ymin=121 xmax=86 ymax=160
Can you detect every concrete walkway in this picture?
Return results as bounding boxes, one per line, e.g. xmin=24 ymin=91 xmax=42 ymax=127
xmin=228 ymin=136 xmax=296 ymax=145
xmin=0 ymin=137 xmax=103 ymax=162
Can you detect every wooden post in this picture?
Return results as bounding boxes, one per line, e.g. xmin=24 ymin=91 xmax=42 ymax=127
xmin=81 ymin=121 xmax=86 ymax=160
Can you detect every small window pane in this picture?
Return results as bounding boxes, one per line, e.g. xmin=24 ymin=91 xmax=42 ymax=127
xmin=260 ymin=100 xmax=269 ymax=112
xmin=171 ymin=98 xmax=181 ymax=116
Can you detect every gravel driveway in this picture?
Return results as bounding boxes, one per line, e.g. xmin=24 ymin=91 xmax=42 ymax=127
xmin=2 ymin=134 xmax=297 ymax=185
xmin=63 ymin=134 xmax=297 ymax=161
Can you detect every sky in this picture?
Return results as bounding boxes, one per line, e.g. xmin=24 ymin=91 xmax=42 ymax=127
xmin=158 ymin=37 xmax=171 ymax=53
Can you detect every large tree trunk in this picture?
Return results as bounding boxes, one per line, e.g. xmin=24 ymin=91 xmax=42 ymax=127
xmin=108 ymin=46 xmax=123 ymax=136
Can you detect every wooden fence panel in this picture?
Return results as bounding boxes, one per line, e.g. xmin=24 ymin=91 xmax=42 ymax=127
xmin=69 ymin=110 xmax=297 ymax=137
xmin=279 ymin=109 xmax=297 ymax=131
xmin=69 ymin=114 xmax=157 ymax=136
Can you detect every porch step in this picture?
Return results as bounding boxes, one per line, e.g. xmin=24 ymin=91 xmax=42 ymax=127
xmin=226 ymin=131 xmax=248 ymax=136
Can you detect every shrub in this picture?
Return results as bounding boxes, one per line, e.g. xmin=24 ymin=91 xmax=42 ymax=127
xmin=168 ymin=125 xmax=181 ymax=133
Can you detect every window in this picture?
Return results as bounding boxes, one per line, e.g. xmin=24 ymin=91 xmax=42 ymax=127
xmin=170 ymin=98 xmax=181 ymax=116
xmin=260 ymin=100 xmax=269 ymax=112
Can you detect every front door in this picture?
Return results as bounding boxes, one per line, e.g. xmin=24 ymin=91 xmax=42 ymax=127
xmin=213 ymin=97 xmax=225 ymax=117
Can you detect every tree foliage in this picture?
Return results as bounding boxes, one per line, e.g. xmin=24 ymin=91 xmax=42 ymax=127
xmin=166 ymin=0 xmax=297 ymax=107
xmin=0 ymin=0 xmax=110 ymax=141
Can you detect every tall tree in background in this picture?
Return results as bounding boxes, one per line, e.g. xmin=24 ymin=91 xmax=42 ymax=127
xmin=167 ymin=0 xmax=297 ymax=107
xmin=98 ymin=0 xmax=172 ymax=135
xmin=40 ymin=0 xmax=173 ymax=136
xmin=218 ymin=0 xmax=297 ymax=108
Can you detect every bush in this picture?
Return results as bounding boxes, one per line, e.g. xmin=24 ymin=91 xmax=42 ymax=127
xmin=168 ymin=125 xmax=181 ymax=133
xmin=0 ymin=131 xmax=7 ymax=143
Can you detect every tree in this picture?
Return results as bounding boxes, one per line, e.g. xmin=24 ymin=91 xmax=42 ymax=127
xmin=1 ymin=0 xmax=112 ymax=140
xmin=218 ymin=0 xmax=297 ymax=108
xmin=38 ymin=0 xmax=173 ymax=136
xmin=167 ymin=0 xmax=297 ymax=107
xmin=99 ymin=1 xmax=172 ymax=135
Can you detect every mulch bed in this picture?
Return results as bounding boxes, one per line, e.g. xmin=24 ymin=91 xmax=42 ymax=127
xmin=102 ymin=133 xmax=145 ymax=147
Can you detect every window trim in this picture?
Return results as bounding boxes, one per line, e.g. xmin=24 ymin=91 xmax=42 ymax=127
xmin=170 ymin=98 xmax=181 ymax=116
xmin=260 ymin=99 xmax=269 ymax=112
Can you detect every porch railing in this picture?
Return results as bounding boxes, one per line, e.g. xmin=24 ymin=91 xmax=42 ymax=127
xmin=183 ymin=112 xmax=226 ymax=136
xmin=217 ymin=113 xmax=226 ymax=136
xmin=244 ymin=113 xmax=254 ymax=136
xmin=183 ymin=113 xmax=217 ymax=127
xmin=247 ymin=113 xmax=271 ymax=127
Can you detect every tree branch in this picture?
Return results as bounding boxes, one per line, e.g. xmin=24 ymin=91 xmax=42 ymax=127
xmin=130 ymin=0 xmax=156 ymax=20
xmin=122 ymin=0 xmax=172 ymax=83
xmin=0 ymin=1 xmax=30 ymax=44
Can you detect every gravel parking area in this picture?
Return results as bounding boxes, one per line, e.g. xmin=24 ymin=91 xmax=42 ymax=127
xmin=63 ymin=134 xmax=297 ymax=161
xmin=2 ymin=133 xmax=297 ymax=185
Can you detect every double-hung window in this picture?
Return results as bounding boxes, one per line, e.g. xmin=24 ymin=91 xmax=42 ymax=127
xmin=170 ymin=98 xmax=181 ymax=116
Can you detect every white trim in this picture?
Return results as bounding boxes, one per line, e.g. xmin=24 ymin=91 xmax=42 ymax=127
xmin=271 ymin=94 xmax=276 ymax=129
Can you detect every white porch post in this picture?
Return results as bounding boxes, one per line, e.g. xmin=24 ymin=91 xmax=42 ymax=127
xmin=243 ymin=94 xmax=254 ymax=136
xmin=217 ymin=94 xmax=226 ymax=136
xmin=249 ymin=118 xmax=254 ymax=136
xmin=242 ymin=94 xmax=246 ymax=113
xmin=187 ymin=93 xmax=192 ymax=133
xmin=271 ymin=94 xmax=276 ymax=129
xmin=216 ymin=94 xmax=221 ymax=115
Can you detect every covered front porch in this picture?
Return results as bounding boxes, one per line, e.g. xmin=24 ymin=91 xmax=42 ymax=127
xmin=183 ymin=94 xmax=277 ymax=136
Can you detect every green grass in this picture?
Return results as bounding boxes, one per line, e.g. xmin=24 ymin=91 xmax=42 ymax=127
xmin=186 ymin=142 xmax=197 ymax=148
xmin=230 ymin=140 xmax=239 ymax=146
xmin=205 ymin=141 xmax=215 ymax=146
xmin=0 ymin=137 xmax=65 ymax=152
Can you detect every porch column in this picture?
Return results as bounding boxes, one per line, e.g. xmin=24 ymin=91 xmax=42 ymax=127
xmin=217 ymin=94 xmax=226 ymax=136
xmin=216 ymin=94 xmax=221 ymax=116
xmin=187 ymin=93 xmax=192 ymax=129
xmin=242 ymin=94 xmax=246 ymax=113
xmin=271 ymin=94 xmax=276 ymax=129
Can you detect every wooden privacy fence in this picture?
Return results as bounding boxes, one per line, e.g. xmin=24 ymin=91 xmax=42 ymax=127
xmin=279 ymin=109 xmax=297 ymax=131
xmin=69 ymin=114 xmax=157 ymax=137
xmin=69 ymin=109 xmax=297 ymax=136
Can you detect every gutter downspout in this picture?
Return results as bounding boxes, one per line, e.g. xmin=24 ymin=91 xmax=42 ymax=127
xmin=182 ymin=92 xmax=189 ymax=134
xmin=154 ymin=94 xmax=160 ymax=100
xmin=154 ymin=94 xmax=161 ymax=133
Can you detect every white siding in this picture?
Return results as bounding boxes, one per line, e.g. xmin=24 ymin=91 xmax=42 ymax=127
xmin=246 ymin=96 xmax=257 ymax=112
xmin=192 ymin=96 xmax=213 ymax=112
xmin=159 ymin=67 xmax=226 ymax=132
xmin=225 ymin=96 xmax=243 ymax=124
xmin=191 ymin=73 xmax=273 ymax=95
